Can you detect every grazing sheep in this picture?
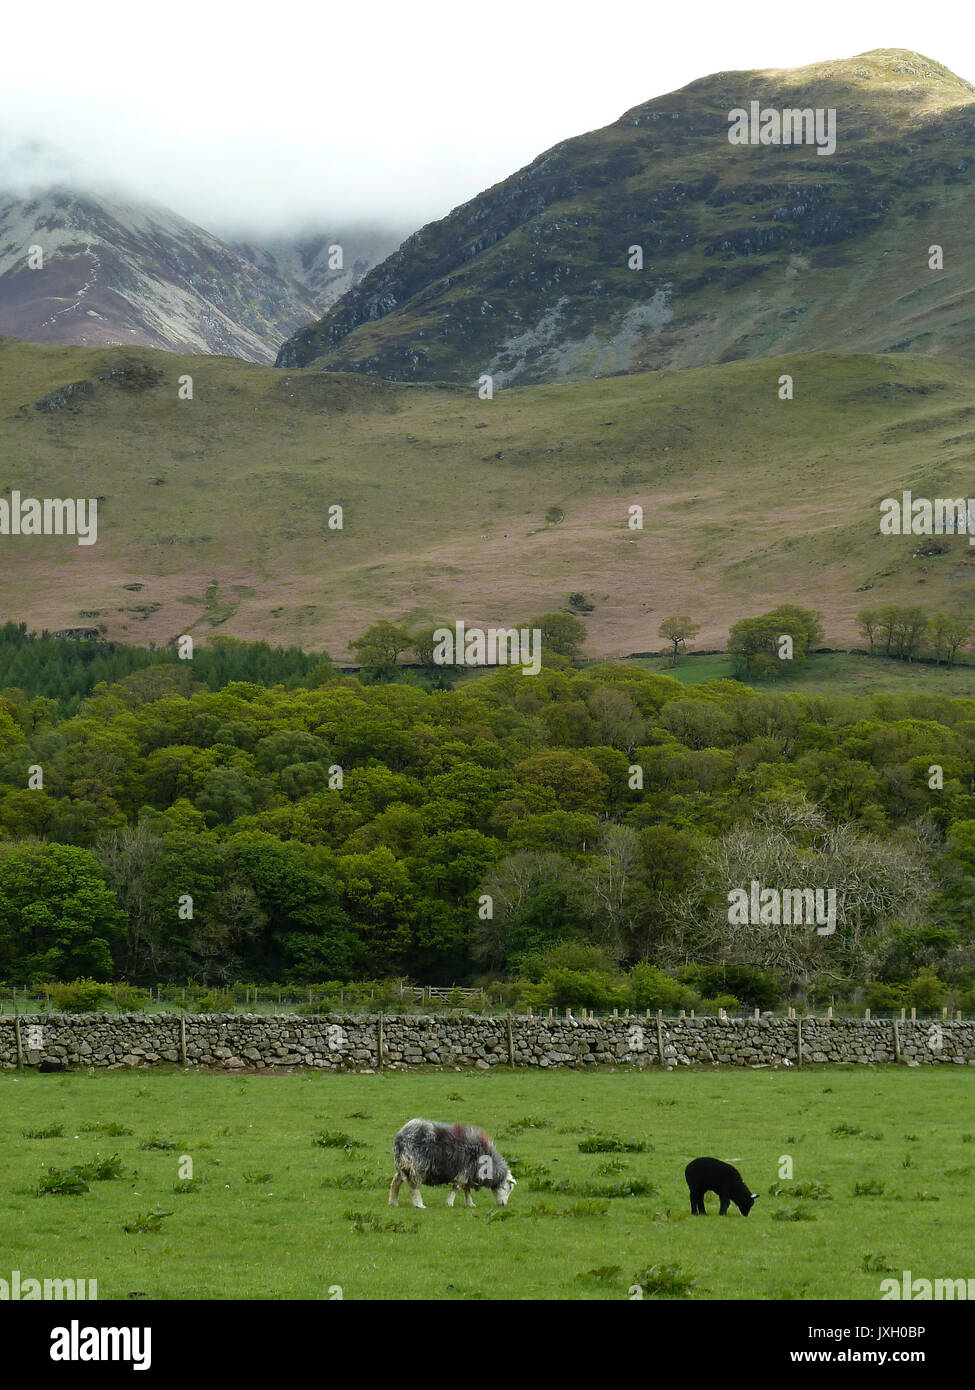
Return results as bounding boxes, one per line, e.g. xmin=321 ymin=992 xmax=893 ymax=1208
xmin=685 ymin=1156 xmax=758 ymax=1216
xmin=38 ymin=1060 xmax=67 ymax=1073
xmin=389 ymin=1118 xmax=517 ymax=1210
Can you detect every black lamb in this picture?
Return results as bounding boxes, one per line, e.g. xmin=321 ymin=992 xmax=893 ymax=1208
xmin=685 ymin=1156 xmax=757 ymax=1216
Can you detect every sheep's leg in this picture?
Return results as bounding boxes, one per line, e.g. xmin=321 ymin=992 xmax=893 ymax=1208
xmin=408 ymin=1182 xmax=426 ymax=1209
xmin=464 ymin=1186 xmax=475 ymax=1207
xmin=446 ymin=1184 xmax=458 ymax=1207
xmin=718 ymin=1197 xmax=730 ymax=1215
xmin=389 ymin=1172 xmax=402 ymax=1206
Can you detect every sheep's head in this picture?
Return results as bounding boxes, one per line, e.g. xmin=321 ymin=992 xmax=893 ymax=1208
xmin=477 ymin=1147 xmax=517 ymax=1205
xmin=494 ymin=1173 xmax=517 ymax=1206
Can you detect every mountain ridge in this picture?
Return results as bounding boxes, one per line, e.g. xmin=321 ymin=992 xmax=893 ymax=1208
xmin=0 ymin=185 xmax=402 ymax=362
xmin=276 ymin=48 xmax=975 ymax=384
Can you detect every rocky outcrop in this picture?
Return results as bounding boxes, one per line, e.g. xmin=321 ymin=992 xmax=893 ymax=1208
xmin=34 ymin=380 xmax=95 ymax=412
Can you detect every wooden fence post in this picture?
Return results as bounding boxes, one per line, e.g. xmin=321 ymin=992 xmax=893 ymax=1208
xmin=796 ymin=1016 xmax=802 ymax=1067
xmin=179 ymin=1014 xmax=187 ymax=1067
xmin=14 ymin=1014 xmax=23 ymax=1071
xmin=377 ymin=1014 xmax=385 ymax=1071
xmin=893 ymin=1018 xmax=902 ymax=1063
xmin=656 ymin=1010 xmax=664 ymax=1066
xmin=506 ymin=1014 xmax=515 ymax=1067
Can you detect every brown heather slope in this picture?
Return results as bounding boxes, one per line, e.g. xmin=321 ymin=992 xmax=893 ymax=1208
xmin=1 ymin=338 xmax=974 ymax=661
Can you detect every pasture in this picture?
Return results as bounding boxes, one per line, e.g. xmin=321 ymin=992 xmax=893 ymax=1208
xmin=627 ymin=649 xmax=975 ymax=698
xmin=1 ymin=1066 xmax=971 ymax=1300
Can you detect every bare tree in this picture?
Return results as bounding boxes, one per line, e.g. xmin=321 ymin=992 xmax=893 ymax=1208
xmin=96 ymin=821 xmax=165 ymax=978
xmin=664 ymin=816 xmax=932 ymax=993
xmin=583 ymin=824 xmax=644 ymax=961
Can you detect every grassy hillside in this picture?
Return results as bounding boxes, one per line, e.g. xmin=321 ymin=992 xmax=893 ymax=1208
xmin=278 ymin=49 xmax=975 ymax=385
xmin=2 ymin=338 xmax=975 ymax=659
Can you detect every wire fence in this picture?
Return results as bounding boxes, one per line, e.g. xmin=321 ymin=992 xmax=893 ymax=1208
xmin=0 ymin=982 xmax=502 ymax=1017
xmin=0 ymin=985 xmax=965 ymax=1022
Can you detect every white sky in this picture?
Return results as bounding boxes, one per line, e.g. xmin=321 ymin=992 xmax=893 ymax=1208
xmin=0 ymin=0 xmax=968 ymax=236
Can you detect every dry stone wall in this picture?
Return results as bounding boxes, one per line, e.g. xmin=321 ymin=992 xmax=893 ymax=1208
xmin=1 ymin=1013 xmax=974 ymax=1070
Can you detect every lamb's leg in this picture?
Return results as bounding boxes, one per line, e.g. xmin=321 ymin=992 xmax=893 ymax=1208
xmin=446 ymin=1184 xmax=458 ymax=1207
xmin=463 ymin=1186 xmax=475 ymax=1207
xmin=389 ymin=1172 xmax=402 ymax=1206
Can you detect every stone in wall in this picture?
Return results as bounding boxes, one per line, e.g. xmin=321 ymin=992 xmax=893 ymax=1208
xmin=1 ymin=1013 xmax=974 ymax=1070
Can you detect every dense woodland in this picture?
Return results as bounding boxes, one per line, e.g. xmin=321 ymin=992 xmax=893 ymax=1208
xmin=1 ymin=623 xmax=974 ymax=1012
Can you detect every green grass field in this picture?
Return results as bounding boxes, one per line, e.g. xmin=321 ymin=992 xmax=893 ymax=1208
xmin=628 ymin=649 xmax=975 ymax=697
xmin=2 ymin=1067 xmax=971 ymax=1300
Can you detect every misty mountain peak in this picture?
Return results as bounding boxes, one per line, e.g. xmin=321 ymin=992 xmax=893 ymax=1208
xmin=0 ymin=183 xmax=399 ymax=360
